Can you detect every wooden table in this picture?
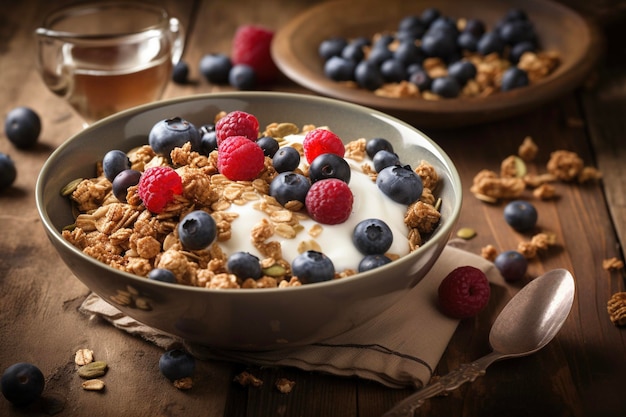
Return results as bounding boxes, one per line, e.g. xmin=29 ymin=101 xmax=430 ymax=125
xmin=2 ymin=1 xmax=625 ymax=416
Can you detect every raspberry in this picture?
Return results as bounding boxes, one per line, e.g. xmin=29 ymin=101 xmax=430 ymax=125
xmin=215 ymin=110 xmax=259 ymax=144
xmin=137 ymin=166 xmax=183 ymax=213
xmin=231 ymin=25 xmax=279 ymax=83
xmin=438 ymin=266 xmax=491 ymax=319
xmin=218 ymin=135 xmax=265 ymax=181
xmin=305 ymin=178 xmax=353 ymax=225
xmin=302 ymin=128 xmax=345 ymax=164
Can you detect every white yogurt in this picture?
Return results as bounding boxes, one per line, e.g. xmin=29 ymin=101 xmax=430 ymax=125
xmin=216 ymin=134 xmax=410 ymax=272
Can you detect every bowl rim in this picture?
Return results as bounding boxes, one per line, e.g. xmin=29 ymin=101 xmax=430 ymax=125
xmin=35 ymin=91 xmax=462 ymax=295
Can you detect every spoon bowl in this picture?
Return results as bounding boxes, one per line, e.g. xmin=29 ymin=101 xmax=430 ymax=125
xmin=384 ymin=268 xmax=575 ymax=417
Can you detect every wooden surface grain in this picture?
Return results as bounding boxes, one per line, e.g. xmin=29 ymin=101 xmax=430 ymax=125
xmin=1 ymin=1 xmax=626 ymax=416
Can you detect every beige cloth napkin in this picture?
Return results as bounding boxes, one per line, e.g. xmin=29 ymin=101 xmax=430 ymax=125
xmin=80 ymin=243 xmax=504 ymax=388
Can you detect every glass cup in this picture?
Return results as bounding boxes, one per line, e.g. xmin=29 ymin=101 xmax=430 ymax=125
xmin=35 ymin=2 xmax=184 ymax=124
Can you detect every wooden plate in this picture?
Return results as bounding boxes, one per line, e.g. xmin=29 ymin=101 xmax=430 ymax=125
xmin=271 ymin=0 xmax=603 ymax=127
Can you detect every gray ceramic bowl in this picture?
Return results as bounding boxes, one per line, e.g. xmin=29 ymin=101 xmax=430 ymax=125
xmin=36 ymin=92 xmax=462 ymax=350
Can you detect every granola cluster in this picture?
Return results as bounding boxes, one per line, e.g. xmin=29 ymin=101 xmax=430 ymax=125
xmin=62 ymin=116 xmax=441 ymax=290
xmin=470 ymin=136 xmax=602 ymax=203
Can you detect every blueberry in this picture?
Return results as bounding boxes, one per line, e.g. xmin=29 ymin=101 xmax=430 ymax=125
xmin=456 ymin=32 xmax=478 ymax=52
xmin=269 ymin=172 xmax=310 ymax=205
xmin=159 ymin=349 xmax=195 ymax=381
xmin=148 ymin=268 xmax=177 ymax=283
xmin=373 ymin=150 xmax=400 ymax=173
xmin=447 ymin=60 xmax=477 ymax=85
xmin=1 ymin=362 xmax=45 ymax=407
xmin=503 ymin=200 xmax=538 ymax=232
xmin=463 ymin=18 xmax=486 ymax=38
xmin=256 ymin=136 xmax=280 ymax=157
xmin=172 ymin=60 xmax=189 ymax=84
xmin=431 ymin=76 xmax=461 ymax=98
xmin=102 ymin=149 xmax=131 ymax=182
xmin=376 ymin=165 xmax=423 ymax=205
xmin=272 ymin=147 xmax=301 ymax=173
xmin=291 ymin=250 xmax=335 ymax=284
xmin=499 ymin=20 xmax=536 ymax=46
xmin=4 ymin=106 xmax=41 ymax=149
xmin=428 ymin=16 xmax=459 ymax=38
xmin=112 ymin=169 xmax=141 ymax=202
xmin=367 ymin=46 xmax=394 ymax=66
xmin=324 ymin=56 xmax=356 ymax=82
xmin=354 ymin=61 xmax=384 ymax=91
xmin=398 ymin=15 xmax=424 ymax=33
xmin=406 ymin=63 xmax=424 ymax=77
xmin=477 ymin=31 xmax=505 ymax=55
xmin=199 ymin=53 xmax=232 ymax=84
xmin=504 ymin=8 xmax=529 ymax=22
xmin=421 ymin=31 xmax=457 ymax=59
xmin=200 ymin=130 xmax=218 ymax=155
xmin=0 ymin=153 xmax=17 ymax=191
xmin=229 ymin=64 xmax=256 ymax=90
xmin=380 ymin=59 xmax=407 ymax=83
xmin=494 ymin=250 xmax=528 ymax=282
xmin=319 ymin=37 xmax=348 ymax=60
xmin=227 ymin=251 xmax=262 ymax=280
xmin=509 ymin=41 xmax=535 ymax=64
xmin=353 ymin=218 xmax=393 ymax=255
xmin=373 ymin=34 xmax=395 ymax=49
xmin=199 ymin=123 xmax=215 ymax=136
xmin=409 ymin=69 xmax=433 ymax=91
xmin=393 ymin=41 xmax=423 ymax=66
xmin=358 ymin=254 xmax=392 ymax=272
xmin=178 ymin=210 xmax=217 ymax=251
xmin=149 ymin=117 xmax=201 ymax=157
xmin=501 ymin=67 xmax=529 ymax=91
xmin=309 ymin=153 xmax=351 ymax=184
xmin=341 ymin=41 xmax=365 ymax=62
xmin=365 ymin=138 xmax=394 ymax=159
xmin=420 ymin=8 xmax=441 ymax=27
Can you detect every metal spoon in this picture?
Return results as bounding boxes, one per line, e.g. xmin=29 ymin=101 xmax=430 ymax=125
xmin=383 ymin=268 xmax=575 ymax=417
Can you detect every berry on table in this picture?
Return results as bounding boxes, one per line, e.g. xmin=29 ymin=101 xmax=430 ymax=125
xmin=269 ymin=171 xmax=310 ymax=206
xmin=438 ymin=266 xmax=491 ymax=319
xmin=149 ymin=117 xmax=201 ymax=157
xmin=4 ymin=107 xmax=41 ymax=149
xmin=0 ymin=152 xmax=17 ymax=191
xmin=102 ymin=149 xmax=131 ymax=182
xmin=229 ymin=64 xmax=257 ymax=90
xmin=302 ymin=128 xmax=345 ymax=164
xmin=352 ymin=218 xmax=394 ymax=255
xmin=178 ymin=210 xmax=217 ymax=251
xmin=1 ymin=362 xmax=45 ymax=407
xmin=291 ymin=250 xmax=335 ymax=284
xmin=305 ymin=178 xmax=353 ymax=225
xmin=494 ymin=250 xmax=528 ymax=282
xmin=227 ymin=251 xmax=262 ymax=280
xmin=159 ymin=349 xmax=196 ymax=381
xmin=217 ymin=135 xmax=265 ymax=181
xmin=376 ymin=165 xmax=423 ymax=205
xmin=137 ymin=166 xmax=183 ymax=213
xmin=231 ymin=25 xmax=279 ymax=83
xmin=215 ymin=110 xmax=259 ymax=144
xmin=199 ymin=53 xmax=232 ymax=84
xmin=171 ymin=60 xmax=189 ymax=84
xmin=503 ymin=200 xmax=538 ymax=232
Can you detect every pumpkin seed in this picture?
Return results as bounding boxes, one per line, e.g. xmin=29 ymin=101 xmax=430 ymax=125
xmin=60 ymin=178 xmax=83 ymax=196
xmin=78 ymin=361 xmax=108 ymax=379
xmin=457 ymin=227 xmax=477 ymax=240
xmin=81 ymin=379 xmax=105 ymax=391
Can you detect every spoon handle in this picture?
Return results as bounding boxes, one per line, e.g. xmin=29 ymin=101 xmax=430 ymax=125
xmin=382 ymin=352 xmax=501 ymax=417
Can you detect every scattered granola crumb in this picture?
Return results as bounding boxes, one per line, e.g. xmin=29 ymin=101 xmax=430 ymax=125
xmin=532 ymin=183 xmax=557 ymax=200
xmin=481 ymin=244 xmax=498 ymax=262
xmin=603 ymin=257 xmax=624 ymax=271
xmin=234 ymin=371 xmax=263 ymax=388
xmin=517 ymin=232 xmax=557 ymax=258
xmin=173 ymin=377 xmax=194 ymax=390
xmin=75 ymin=348 xmax=94 ymax=366
xmin=518 ymin=136 xmax=538 ymax=162
xmin=607 ymin=292 xmax=626 ymax=326
xmin=275 ymin=378 xmax=295 ymax=393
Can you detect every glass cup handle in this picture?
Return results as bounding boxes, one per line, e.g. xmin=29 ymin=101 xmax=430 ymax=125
xmin=169 ymin=17 xmax=185 ymax=64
